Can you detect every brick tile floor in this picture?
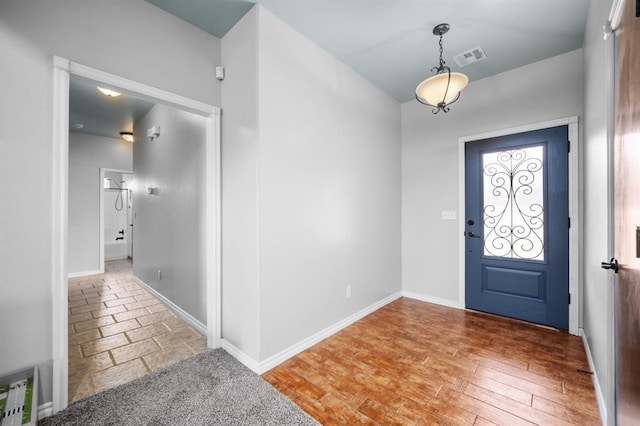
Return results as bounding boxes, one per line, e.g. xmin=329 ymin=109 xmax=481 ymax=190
xmin=67 ymin=259 xmax=208 ymax=403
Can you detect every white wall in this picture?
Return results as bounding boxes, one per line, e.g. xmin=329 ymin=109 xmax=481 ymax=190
xmin=221 ymin=5 xmax=402 ymax=363
xmin=582 ymin=0 xmax=614 ymax=420
xmin=220 ymin=7 xmax=261 ymax=360
xmin=0 ymin=0 xmax=221 ymax=404
xmin=0 ymin=1 xmax=221 ymax=106
xmin=68 ymin=134 xmax=132 ymax=274
xmin=402 ymin=49 xmax=584 ymax=303
xmin=133 ymin=104 xmax=208 ymax=324
xmin=257 ymin=7 xmax=402 ymax=360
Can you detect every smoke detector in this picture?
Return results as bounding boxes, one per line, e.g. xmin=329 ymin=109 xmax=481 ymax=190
xmin=453 ymin=46 xmax=487 ymax=67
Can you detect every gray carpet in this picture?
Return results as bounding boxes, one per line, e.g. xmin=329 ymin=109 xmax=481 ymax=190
xmin=41 ymin=349 xmax=319 ymax=425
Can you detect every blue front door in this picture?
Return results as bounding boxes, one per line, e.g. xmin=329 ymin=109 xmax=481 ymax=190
xmin=465 ymin=126 xmax=569 ymax=329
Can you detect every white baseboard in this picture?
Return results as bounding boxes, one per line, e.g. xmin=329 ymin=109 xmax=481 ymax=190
xmin=402 ymin=290 xmax=463 ymax=309
xmin=38 ymin=401 xmax=53 ymax=420
xmin=132 ymin=276 xmax=207 ymax=336
xmin=67 ymin=269 xmax=103 ymax=278
xmin=579 ymin=328 xmax=607 ymax=425
xmin=220 ymin=340 xmax=261 ymax=373
xmin=223 ymin=291 xmax=403 ymax=375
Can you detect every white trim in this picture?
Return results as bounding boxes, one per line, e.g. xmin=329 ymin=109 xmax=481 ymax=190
xmin=580 ymin=328 xmax=608 ymax=424
xmin=604 ymin=0 xmax=625 ymax=39
xmin=221 ymin=340 xmax=261 ymax=373
xmin=257 ymin=291 xmax=402 ymax=374
xmin=38 ymin=402 xmax=54 ymax=420
xmin=458 ymin=117 xmax=579 ymax=143
xmin=52 ymin=57 xmax=70 ymax=413
xmin=68 ymin=62 xmax=218 ymax=117
xmin=402 ymin=290 xmax=463 ymax=309
xmin=458 ymin=138 xmax=467 ymax=318
xmin=99 ymin=167 xmax=132 ymax=272
xmin=223 ymin=292 xmax=403 ymax=374
xmin=457 ymin=117 xmax=581 ymax=335
xmin=605 ymin=25 xmax=617 ymax=426
xmin=206 ymin=111 xmax=222 ymax=348
xmin=132 ymin=276 xmax=207 ymax=335
xmin=67 ymin=270 xmax=103 ymax=279
xmin=567 ymin=117 xmax=581 ymax=335
xmin=52 ymin=57 xmax=222 ymax=413
xmin=609 ymin=0 xmax=626 ymax=33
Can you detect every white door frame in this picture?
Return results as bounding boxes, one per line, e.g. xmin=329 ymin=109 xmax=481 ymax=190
xmin=457 ymin=116 xmax=581 ymax=335
xmin=605 ymin=2 xmax=625 ymax=423
xmin=99 ymin=167 xmax=133 ymax=270
xmin=51 ymin=57 xmax=222 ymax=412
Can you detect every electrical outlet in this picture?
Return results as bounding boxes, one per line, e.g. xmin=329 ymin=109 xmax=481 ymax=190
xmin=442 ymin=210 xmax=457 ymax=220
xmin=346 ymin=285 xmax=351 ymax=298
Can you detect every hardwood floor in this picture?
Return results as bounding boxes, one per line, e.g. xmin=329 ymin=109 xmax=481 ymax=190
xmin=262 ymin=298 xmax=601 ymax=425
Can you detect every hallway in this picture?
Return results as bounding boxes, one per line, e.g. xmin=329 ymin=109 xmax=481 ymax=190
xmin=67 ymin=260 xmax=208 ymax=403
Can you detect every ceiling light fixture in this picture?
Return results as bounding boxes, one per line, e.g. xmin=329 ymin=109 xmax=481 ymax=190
xmin=97 ymin=87 xmax=122 ymax=97
xmin=119 ymin=131 xmax=134 ymax=143
xmin=415 ymin=23 xmax=468 ymax=114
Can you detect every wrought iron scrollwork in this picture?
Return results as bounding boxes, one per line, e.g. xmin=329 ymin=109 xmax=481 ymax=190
xmin=483 ymin=147 xmax=545 ymax=260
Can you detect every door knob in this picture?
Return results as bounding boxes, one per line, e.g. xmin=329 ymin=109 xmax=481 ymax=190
xmin=601 ymin=258 xmax=619 ymax=273
xmin=465 ymin=231 xmax=481 ymax=238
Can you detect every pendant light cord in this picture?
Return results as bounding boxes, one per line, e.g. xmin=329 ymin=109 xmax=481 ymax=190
xmin=432 ymin=33 xmax=448 ymax=74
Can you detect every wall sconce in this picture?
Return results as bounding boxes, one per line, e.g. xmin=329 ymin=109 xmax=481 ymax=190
xmin=147 ymin=126 xmax=161 ymax=141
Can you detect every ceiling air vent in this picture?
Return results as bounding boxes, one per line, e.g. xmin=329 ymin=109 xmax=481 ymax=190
xmin=453 ymin=46 xmax=487 ymax=67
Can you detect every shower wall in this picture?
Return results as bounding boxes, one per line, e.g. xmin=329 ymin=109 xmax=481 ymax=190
xmin=68 ymin=133 xmax=132 ymax=274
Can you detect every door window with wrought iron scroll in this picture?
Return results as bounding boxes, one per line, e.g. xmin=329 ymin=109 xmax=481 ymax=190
xmin=482 ymin=145 xmax=545 ymax=261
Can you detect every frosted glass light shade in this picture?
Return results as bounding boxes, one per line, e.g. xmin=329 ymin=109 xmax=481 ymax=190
xmin=97 ymin=87 xmax=122 ymax=97
xmin=119 ymin=132 xmax=134 ymax=142
xmin=415 ymin=72 xmax=468 ymax=106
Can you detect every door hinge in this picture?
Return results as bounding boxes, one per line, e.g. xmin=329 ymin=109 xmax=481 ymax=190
xmin=568 ymin=217 xmax=571 ymax=228
xmin=568 ymin=293 xmax=571 ymax=304
xmin=567 ymin=140 xmax=571 ymax=153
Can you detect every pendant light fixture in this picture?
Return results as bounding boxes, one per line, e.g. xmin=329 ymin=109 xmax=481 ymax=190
xmin=415 ymin=23 xmax=468 ymax=114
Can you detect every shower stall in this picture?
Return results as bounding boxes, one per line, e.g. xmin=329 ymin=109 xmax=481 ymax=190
xmin=102 ymin=170 xmax=133 ymax=262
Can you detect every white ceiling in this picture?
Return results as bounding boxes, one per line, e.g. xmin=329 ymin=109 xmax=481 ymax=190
xmin=69 ymin=78 xmax=155 ymax=140
xmin=146 ymin=0 xmax=590 ymax=102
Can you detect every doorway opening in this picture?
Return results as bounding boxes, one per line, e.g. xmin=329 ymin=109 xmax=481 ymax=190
xmin=101 ymin=168 xmax=134 ymax=269
xmin=52 ymin=58 xmax=221 ymax=413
